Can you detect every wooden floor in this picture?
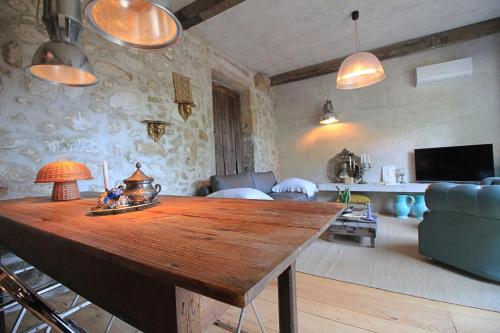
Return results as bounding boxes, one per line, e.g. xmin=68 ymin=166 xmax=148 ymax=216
xmin=209 ymin=273 xmax=500 ymax=333
xmin=4 ymin=273 xmax=500 ymax=332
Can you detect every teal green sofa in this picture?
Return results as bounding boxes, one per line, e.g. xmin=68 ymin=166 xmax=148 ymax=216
xmin=418 ymin=177 xmax=500 ymax=282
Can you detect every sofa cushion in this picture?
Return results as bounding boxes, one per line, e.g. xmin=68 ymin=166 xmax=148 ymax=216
xmin=272 ymin=178 xmax=318 ymax=198
xmin=252 ymin=171 xmax=277 ymax=194
xmin=426 ymin=183 xmax=500 ymax=219
xmin=480 ymin=177 xmax=500 ymax=185
xmin=210 ymin=173 xmax=254 ymax=192
xmin=208 ymin=188 xmax=273 ymax=200
xmin=476 ymin=186 xmax=500 ymax=218
xmin=269 ymin=192 xmax=311 ymax=201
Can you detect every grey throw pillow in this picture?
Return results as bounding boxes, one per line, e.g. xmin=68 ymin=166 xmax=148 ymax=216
xmin=252 ymin=171 xmax=277 ymax=194
xmin=210 ymin=173 xmax=255 ymax=192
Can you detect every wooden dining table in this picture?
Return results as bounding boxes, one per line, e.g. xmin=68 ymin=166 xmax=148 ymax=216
xmin=0 ymin=196 xmax=343 ymax=333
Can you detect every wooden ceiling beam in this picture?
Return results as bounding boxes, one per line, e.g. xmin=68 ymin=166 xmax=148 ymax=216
xmin=270 ymin=17 xmax=500 ymax=86
xmin=176 ymin=0 xmax=246 ymax=30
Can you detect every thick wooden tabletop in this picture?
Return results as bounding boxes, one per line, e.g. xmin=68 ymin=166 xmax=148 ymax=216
xmin=0 ymin=196 xmax=342 ymax=308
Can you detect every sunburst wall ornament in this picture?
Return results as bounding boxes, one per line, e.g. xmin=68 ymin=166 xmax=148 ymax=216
xmin=172 ymin=72 xmax=196 ymax=121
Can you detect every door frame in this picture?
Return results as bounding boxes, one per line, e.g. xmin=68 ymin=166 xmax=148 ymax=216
xmin=211 ymin=69 xmax=255 ymax=174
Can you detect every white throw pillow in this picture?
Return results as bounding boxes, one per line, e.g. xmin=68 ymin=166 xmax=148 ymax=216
xmin=207 ymin=188 xmax=273 ymax=200
xmin=272 ymin=178 xmax=318 ymax=198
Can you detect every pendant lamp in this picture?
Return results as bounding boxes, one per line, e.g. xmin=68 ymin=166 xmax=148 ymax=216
xmin=28 ymin=41 xmax=97 ymax=87
xmin=337 ymin=10 xmax=385 ymax=90
xmin=319 ymin=99 xmax=340 ymax=125
xmin=85 ymin=0 xmax=182 ymax=49
xmin=27 ymin=0 xmax=98 ymax=86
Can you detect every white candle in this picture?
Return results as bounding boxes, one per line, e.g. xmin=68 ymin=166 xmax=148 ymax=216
xmin=102 ymin=160 xmax=110 ymax=191
xmin=349 ymin=156 xmax=352 ymax=168
xmin=367 ymin=154 xmax=371 ymax=164
xmin=361 ymin=154 xmax=365 ymax=164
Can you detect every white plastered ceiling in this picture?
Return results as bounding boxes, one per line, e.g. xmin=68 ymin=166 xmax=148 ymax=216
xmin=182 ymin=0 xmax=500 ymax=76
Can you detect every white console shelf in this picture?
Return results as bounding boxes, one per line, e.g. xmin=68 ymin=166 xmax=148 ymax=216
xmin=318 ymin=183 xmax=431 ymax=193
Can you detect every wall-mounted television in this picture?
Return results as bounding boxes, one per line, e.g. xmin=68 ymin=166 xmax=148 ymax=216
xmin=415 ymin=144 xmax=494 ymax=182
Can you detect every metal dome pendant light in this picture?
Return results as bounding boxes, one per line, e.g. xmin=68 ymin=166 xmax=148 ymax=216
xmin=336 ymin=10 xmax=385 ymax=90
xmin=85 ymin=0 xmax=182 ymax=49
xmin=27 ymin=0 xmax=98 ymax=87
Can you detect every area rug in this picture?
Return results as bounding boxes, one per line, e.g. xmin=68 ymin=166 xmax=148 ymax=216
xmin=296 ymin=215 xmax=500 ymax=312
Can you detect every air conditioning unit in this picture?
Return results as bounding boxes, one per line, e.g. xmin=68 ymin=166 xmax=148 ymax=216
xmin=415 ymin=57 xmax=472 ymax=87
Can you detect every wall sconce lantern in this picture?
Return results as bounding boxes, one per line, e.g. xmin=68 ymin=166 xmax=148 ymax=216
xmin=142 ymin=120 xmax=170 ymax=142
xmin=172 ymin=72 xmax=196 ymax=121
xmin=319 ymin=100 xmax=340 ymax=125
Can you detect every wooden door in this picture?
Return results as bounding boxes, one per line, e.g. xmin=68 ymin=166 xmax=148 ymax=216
xmin=212 ymin=83 xmax=243 ymax=176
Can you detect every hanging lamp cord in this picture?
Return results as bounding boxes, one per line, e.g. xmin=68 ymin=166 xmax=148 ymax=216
xmin=355 ymin=19 xmax=359 ymax=50
xmin=35 ymin=0 xmax=43 ymax=27
xmin=352 ymin=10 xmax=360 ymax=51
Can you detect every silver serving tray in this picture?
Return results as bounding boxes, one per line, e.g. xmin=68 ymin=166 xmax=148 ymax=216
xmin=88 ymin=199 xmax=160 ymax=216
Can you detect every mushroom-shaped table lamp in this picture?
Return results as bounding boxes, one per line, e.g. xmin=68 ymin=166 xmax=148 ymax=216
xmin=35 ymin=161 xmax=93 ymax=201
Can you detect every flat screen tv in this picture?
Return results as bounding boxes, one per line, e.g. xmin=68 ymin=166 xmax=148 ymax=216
xmin=415 ymin=144 xmax=494 ymax=182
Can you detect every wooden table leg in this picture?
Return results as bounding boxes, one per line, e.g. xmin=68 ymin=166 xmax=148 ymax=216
xmin=174 ymin=287 xmax=202 ymax=333
xmin=278 ymin=262 xmax=298 ymax=333
xmin=159 ymin=286 xmax=202 ymax=333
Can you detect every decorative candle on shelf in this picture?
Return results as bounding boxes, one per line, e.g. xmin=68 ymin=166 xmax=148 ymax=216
xmin=367 ymin=154 xmax=371 ymax=165
xmin=102 ymin=160 xmax=110 ymax=191
xmin=358 ymin=153 xmax=372 ymax=185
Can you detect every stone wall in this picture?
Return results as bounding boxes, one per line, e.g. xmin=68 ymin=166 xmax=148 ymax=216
xmin=275 ymin=34 xmax=500 ymax=184
xmin=0 ymin=0 xmax=279 ymax=199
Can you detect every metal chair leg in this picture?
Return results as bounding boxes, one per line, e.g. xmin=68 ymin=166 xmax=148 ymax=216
xmin=0 ymin=309 xmax=4 ymax=333
xmin=69 ymin=295 xmax=79 ymax=308
xmin=251 ymin=301 xmax=265 ymax=333
xmin=235 ymin=307 xmax=245 ymax=333
xmin=0 ymin=265 xmax=86 ymax=333
xmin=103 ymin=316 xmax=115 ymax=333
xmin=12 ymin=307 xmax=27 ymax=333
xmin=213 ymin=301 xmax=266 ymax=333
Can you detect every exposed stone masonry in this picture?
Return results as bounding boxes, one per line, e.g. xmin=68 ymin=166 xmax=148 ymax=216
xmin=0 ymin=1 xmax=279 ymax=199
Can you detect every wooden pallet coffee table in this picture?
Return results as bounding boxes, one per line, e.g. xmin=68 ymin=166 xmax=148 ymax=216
xmin=327 ymin=211 xmax=378 ymax=248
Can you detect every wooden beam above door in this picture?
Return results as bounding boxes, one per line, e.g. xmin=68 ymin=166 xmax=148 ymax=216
xmin=176 ymin=0 xmax=246 ymax=30
xmin=270 ymin=17 xmax=500 ymax=86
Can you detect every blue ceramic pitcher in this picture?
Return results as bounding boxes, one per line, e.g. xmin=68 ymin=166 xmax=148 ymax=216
xmin=412 ymin=194 xmax=428 ymax=220
xmin=394 ymin=195 xmax=415 ymax=219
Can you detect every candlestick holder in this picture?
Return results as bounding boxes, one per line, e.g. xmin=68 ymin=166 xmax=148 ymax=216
xmin=358 ymin=162 xmax=371 ymax=184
